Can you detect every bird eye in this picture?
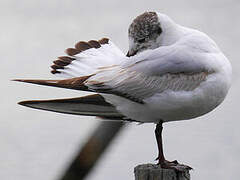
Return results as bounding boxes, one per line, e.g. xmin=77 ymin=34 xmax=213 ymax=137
xmin=156 ymin=26 xmax=162 ymax=35
xmin=137 ymin=38 xmax=145 ymax=43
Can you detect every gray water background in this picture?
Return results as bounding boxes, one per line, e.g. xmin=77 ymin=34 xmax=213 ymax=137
xmin=1 ymin=0 xmax=240 ymax=179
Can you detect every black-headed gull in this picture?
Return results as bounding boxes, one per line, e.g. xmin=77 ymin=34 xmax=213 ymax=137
xmin=15 ymin=12 xmax=232 ymax=170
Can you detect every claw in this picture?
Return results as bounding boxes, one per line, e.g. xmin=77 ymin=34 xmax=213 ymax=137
xmin=168 ymin=160 xmax=179 ymax=164
xmin=158 ymin=160 xmax=192 ymax=172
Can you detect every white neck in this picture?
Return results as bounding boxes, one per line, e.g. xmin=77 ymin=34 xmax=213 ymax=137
xmin=156 ymin=13 xmax=193 ymax=46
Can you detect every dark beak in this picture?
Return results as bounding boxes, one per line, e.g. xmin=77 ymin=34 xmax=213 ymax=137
xmin=126 ymin=50 xmax=137 ymax=57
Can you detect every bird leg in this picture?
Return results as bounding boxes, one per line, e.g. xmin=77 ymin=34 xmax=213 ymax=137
xmin=155 ymin=122 xmax=192 ymax=171
xmin=155 ymin=122 xmax=166 ymax=164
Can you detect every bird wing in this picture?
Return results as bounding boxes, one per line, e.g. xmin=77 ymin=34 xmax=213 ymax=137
xmin=85 ymin=44 xmax=213 ymax=103
xmin=15 ymin=37 xmax=127 ymax=91
xmin=18 ymin=94 xmax=129 ymax=120
xmin=51 ymin=38 xmax=126 ymax=78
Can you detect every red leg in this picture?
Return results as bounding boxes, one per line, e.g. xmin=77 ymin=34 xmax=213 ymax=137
xmin=155 ymin=122 xmax=192 ymax=171
xmin=155 ymin=122 xmax=165 ymax=164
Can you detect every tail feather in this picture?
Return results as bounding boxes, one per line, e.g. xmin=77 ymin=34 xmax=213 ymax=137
xmin=18 ymin=94 xmax=125 ymax=119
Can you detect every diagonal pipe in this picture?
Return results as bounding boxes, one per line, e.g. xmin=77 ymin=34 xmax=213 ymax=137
xmin=59 ymin=121 xmax=125 ymax=180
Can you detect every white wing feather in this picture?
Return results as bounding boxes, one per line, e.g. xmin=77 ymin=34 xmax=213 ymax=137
xmin=52 ymin=39 xmax=126 ymax=78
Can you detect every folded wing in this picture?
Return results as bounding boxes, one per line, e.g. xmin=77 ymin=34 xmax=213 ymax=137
xmin=86 ymin=68 xmax=209 ymax=103
xmin=85 ymin=45 xmax=212 ymax=102
xmin=19 ymin=94 xmax=126 ymax=120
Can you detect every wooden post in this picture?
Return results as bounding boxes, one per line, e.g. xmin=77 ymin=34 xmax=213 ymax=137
xmin=134 ymin=164 xmax=190 ymax=180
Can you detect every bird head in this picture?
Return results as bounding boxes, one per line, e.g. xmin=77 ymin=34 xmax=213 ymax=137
xmin=127 ymin=12 xmax=177 ymax=57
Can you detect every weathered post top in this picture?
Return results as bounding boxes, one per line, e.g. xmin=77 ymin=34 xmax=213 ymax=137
xmin=134 ymin=164 xmax=190 ymax=180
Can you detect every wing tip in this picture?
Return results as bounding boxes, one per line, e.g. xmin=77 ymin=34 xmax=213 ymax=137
xmin=12 ymin=79 xmax=57 ymax=85
xmin=18 ymin=100 xmax=27 ymax=106
xmin=13 ymin=77 xmax=91 ymax=92
xmin=16 ymin=94 xmax=127 ymax=120
xmin=18 ymin=100 xmax=35 ymax=108
xmin=12 ymin=79 xmax=25 ymax=82
xmin=12 ymin=79 xmax=39 ymax=83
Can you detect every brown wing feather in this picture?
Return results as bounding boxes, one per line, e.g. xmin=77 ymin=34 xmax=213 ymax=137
xmin=13 ymin=76 xmax=92 ymax=91
xmin=51 ymin=38 xmax=110 ymax=74
xmin=18 ymin=94 xmax=126 ymax=119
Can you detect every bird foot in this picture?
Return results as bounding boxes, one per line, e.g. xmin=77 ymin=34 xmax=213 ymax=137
xmin=157 ymin=160 xmax=192 ymax=172
xmin=155 ymin=156 xmax=178 ymax=164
